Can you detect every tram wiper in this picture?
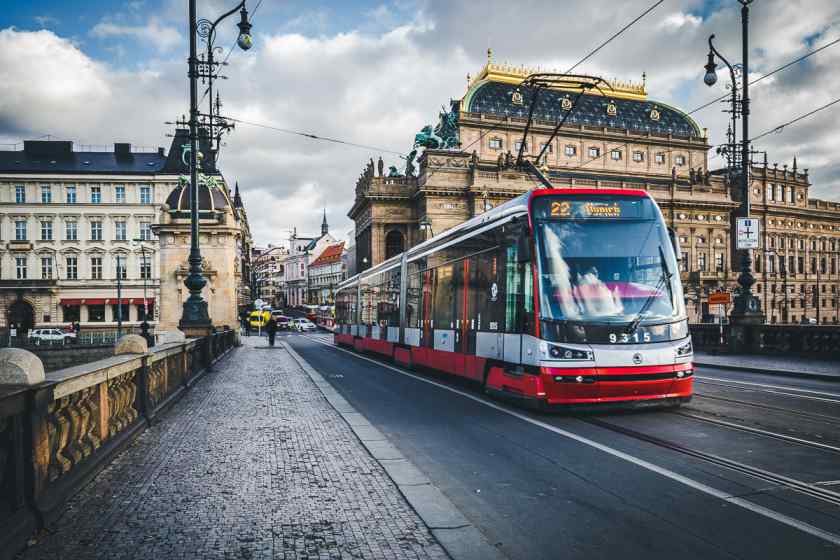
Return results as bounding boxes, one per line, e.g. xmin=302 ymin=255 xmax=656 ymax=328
xmin=625 ymin=246 xmax=672 ymax=335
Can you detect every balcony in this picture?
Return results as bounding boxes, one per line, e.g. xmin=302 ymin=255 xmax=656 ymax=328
xmin=7 ymin=240 xmax=33 ymax=251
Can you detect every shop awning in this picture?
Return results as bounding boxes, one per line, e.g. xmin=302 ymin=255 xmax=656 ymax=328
xmin=82 ymin=298 xmax=106 ymax=305
xmin=60 ymin=299 xmax=82 ymax=306
xmin=131 ymin=298 xmax=155 ymax=305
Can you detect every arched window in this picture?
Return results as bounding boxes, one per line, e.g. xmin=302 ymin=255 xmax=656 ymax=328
xmin=385 ymin=230 xmax=404 ymax=260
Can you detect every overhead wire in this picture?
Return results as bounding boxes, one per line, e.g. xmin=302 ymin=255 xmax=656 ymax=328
xmin=224 ymin=116 xmax=407 ymax=157
xmin=565 ymin=0 xmax=665 ymax=73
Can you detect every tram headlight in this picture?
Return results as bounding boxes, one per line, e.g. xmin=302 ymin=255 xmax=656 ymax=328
xmin=544 ymin=343 xmax=593 ymax=361
xmin=675 ymin=339 xmax=693 ymax=357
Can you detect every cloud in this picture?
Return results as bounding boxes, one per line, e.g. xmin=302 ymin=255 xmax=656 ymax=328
xmin=34 ymin=15 xmax=60 ymax=28
xmin=1 ymin=0 xmax=839 ymax=246
xmin=90 ymin=16 xmax=180 ymax=52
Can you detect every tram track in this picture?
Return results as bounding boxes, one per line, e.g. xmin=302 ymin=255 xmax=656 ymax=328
xmin=668 ymin=410 xmax=840 ymax=455
xmin=695 ymin=378 xmax=840 ymax=404
xmin=694 ymin=392 xmax=840 ymax=427
xmin=582 ymin=417 xmax=840 ymax=508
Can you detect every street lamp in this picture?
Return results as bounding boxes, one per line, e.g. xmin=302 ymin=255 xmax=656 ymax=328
xmin=419 ymin=216 xmax=434 ymax=239
xmin=181 ymin=0 xmax=253 ymax=335
xmin=132 ymin=239 xmax=153 ymax=346
xmin=703 ymin=0 xmax=762 ymax=325
xmin=115 ymin=255 xmax=125 ymax=338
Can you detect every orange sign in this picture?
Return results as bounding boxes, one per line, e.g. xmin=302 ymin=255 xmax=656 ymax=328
xmin=708 ymin=292 xmax=731 ymax=305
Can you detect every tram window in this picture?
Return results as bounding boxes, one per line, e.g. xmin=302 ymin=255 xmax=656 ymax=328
xmin=433 ymin=265 xmax=455 ymax=329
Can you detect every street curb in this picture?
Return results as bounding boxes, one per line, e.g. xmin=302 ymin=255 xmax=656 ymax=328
xmin=694 ymin=361 xmax=840 ymax=382
xmin=282 ymin=341 xmax=507 ymax=560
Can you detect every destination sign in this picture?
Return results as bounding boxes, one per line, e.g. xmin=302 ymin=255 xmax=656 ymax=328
xmin=533 ymin=195 xmax=656 ymax=220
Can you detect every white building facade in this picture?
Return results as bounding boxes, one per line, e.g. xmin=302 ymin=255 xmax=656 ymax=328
xmin=0 ymin=140 xmax=177 ymax=334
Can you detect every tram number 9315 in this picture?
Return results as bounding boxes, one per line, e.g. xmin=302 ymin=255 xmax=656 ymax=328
xmin=609 ymin=331 xmax=652 ymax=344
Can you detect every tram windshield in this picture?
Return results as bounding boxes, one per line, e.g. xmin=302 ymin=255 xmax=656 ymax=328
xmin=533 ymin=195 xmax=684 ymax=325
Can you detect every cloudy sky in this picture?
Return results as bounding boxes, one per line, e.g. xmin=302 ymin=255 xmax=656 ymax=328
xmin=1 ymin=0 xmax=838 ymax=245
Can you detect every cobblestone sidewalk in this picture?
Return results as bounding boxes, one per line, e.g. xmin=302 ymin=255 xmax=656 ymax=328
xmin=19 ymin=337 xmax=448 ymax=560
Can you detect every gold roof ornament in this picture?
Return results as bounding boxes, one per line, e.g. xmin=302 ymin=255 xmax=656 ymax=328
xmin=650 ymin=106 xmax=661 ymax=121
xmin=561 ymin=95 xmax=573 ymax=111
xmin=467 ymin=58 xmax=647 ymax=101
xmin=606 ymin=100 xmax=618 ymax=116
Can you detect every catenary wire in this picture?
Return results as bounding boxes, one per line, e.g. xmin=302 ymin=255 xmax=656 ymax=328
xmin=687 ymin=36 xmax=840 ymax=116
xmin=750 ymin=97 xmax=840 ymax=142
xmin=566 ymin=0 xmax=665 ymax=73
xmin=224 ymin=116 xmax=407 ymax=157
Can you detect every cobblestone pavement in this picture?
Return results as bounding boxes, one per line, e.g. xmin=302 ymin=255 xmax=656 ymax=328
xmin=20 ymin=337 xmax=448 ymax=560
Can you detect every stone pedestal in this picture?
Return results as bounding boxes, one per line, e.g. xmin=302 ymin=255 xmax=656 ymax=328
xmin=179 ymin=323 xmax=213 ymax=338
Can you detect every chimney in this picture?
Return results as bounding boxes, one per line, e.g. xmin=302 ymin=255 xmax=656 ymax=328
xmin=23 ymin=140 xmax=73 ymax=157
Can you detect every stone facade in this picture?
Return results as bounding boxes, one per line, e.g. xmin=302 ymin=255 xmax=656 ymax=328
xmin=349 ymin=60 xmax=840 ymax=324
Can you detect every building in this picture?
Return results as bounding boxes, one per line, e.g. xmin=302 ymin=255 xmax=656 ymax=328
xmin=308 ymin=242 xmax=346 ymax=304
xmin=0 ymin=140 xmax=174 ymax=335
xmin=348 ymin=56 xmax=840 ymax=324
xmin=252 ymin=244 xmax=287 ymax=307
xmin=233 ymin=182 xmax=255 ymax=314
xmin=283 ymin=212 xmax=336 ymax=307
xmin=0 ymin=131 xmax=253 ymax=337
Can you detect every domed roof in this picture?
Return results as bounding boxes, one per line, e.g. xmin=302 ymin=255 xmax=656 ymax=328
xmin=165 ymin=180 xmax=231 ymax=214
xmin=464 ymin=80 xmax=701 ymax=138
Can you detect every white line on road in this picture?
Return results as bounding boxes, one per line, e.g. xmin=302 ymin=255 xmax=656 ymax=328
xmin=303 ymin=335 xmax=840 ymax=547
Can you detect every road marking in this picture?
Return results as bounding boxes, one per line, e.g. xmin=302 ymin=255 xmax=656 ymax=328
xmin=303 ymin=335 xmax=840 ymax=547
xmin=696 ymin=376 xmax=840 ymax=399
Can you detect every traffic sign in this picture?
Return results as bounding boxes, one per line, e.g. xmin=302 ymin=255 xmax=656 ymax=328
xmin=708 ymin=291 xmax=731 ymax=305
xmin=736 ymin=218 xmax=760 ymax=249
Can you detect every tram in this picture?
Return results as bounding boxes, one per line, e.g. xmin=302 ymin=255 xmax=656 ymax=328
xmin=334 ymin=188 xmax=694 ymax=409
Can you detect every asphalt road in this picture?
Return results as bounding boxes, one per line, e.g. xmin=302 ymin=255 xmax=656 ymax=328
xmin=283 ymin=332 xmax=840 ymax=560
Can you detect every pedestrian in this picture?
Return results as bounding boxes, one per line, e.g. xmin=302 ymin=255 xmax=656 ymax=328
xmin=266 ymin=316 xmax=277 ymax=347
xmin=245 ymin=315 xmax=252 ymax=337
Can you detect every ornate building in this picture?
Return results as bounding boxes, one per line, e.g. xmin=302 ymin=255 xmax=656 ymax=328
xmin=349 ymin=57 xmax=840 ymax=324
xmin=0 ymin=129 xmax=253 ymax=339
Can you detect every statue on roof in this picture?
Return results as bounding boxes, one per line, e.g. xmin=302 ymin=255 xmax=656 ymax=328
xmin=377 ymin=156 xmax=384 ymax=177
xmin=405 ymin=149 xmax=417 ymax=177
xmin=387 ymin=165 xmax=402 ymax=177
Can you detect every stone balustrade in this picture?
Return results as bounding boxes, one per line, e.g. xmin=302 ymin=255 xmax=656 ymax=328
xmin=690 ymin=323 xmax=840 ymax=356
xmin=0 ymin=329 xmax=237 ymax=560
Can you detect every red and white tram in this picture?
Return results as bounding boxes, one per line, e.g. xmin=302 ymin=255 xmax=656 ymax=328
xmin=334 ymin=188 xmax=693 ymax=409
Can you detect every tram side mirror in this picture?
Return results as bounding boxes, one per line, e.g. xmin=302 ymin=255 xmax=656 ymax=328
xmin=668 ymin=227 xmax=681 ymax=260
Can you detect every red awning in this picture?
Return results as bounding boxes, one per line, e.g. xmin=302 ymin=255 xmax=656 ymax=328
xmin=82 ymin=298 xmax=106 ymax=305
xmin=60 ymin=299 xmax=82 ymax=306
xmin=109 ymin=298 xmax=132 ymax=305
xmin=131 ymin=298 xmax=155 ymax=305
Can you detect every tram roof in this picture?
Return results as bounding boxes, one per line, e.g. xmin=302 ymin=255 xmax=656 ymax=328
xmin=337 ymin=187 xmax=652 ymax=290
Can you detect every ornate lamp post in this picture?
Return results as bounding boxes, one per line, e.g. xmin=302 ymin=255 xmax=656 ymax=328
xmin=180 ymin=0 xmax=253 ymax=336
xmin=703 ymin=0 xmax=763 ymax=326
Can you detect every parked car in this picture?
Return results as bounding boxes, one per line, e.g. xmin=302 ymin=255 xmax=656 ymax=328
xmin=292 ymin=318 xmax=317 ymax=332
xmin=29 ymin=328 xmax=74 ymax=345
xmin=275 ymin=315 xmax=292 ymax=330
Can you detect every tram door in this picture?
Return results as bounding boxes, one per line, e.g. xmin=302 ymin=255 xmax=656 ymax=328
xmin=420 ymin=269 xmax=433 ymax=348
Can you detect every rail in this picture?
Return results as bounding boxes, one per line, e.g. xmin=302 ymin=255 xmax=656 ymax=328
xmin=0 ymin=329 xmax=237 ymax=560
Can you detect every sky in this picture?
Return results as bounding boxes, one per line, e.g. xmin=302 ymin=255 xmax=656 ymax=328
xmin=1 ymin=0 xmax=839 ymax=246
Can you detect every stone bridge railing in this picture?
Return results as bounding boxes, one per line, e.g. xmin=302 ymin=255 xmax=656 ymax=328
xmin=0 ymin=329 xmax=237 ymax=560
xmin=690 ymin=323 xmax=840 ymax=357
